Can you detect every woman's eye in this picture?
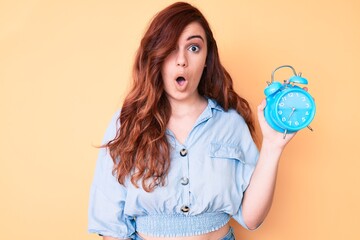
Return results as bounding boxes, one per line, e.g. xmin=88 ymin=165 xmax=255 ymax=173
xmin=188 ymin=45 xmax=200 ymax=52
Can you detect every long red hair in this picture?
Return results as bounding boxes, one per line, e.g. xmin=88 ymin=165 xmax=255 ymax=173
xmin=106 ymin=2 xmax=255 ymax=192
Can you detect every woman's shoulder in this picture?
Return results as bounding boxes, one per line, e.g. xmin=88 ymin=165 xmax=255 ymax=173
xmin=101 ymin=109 xmax=121 ymax=143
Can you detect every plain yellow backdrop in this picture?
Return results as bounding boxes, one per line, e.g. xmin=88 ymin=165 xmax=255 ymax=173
xmin=1 ymin=0 xmax=359 ymax=239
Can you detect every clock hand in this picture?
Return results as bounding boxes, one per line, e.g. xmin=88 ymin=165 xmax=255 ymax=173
xmin=288 ymin=107 xmax=296 ymax=119
xmin=284 ymin=107 xmax=296 ymax=138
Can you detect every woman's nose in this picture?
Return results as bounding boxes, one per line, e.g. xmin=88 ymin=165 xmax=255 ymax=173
xmin=176 ymin=51 xmax=187 ymax=67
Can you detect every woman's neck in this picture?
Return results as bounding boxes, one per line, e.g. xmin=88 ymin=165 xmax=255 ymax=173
xmin=168 ymin=94 xmax=207 ymax=117
xmin=167 ymin=95 xmax=208 ymax=145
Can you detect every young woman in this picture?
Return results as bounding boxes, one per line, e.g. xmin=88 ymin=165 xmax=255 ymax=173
xmin=88 ymin=2 xmax=295 ymax=240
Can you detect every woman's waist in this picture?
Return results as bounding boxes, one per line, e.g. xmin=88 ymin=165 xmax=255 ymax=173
xmin=134 ymin=212 xmax=231 ymax=238
xmin=137 ymin=224 xmax=232 ymax=240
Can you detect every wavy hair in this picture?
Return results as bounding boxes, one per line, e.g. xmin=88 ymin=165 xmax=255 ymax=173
xmin=106 ymin=2 xmax=255 ymax=192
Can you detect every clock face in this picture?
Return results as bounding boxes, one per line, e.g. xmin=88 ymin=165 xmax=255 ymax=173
xmin=274 ymin=88 xmax=316 ymax=131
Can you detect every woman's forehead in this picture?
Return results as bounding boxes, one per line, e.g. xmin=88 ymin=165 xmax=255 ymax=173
xmin=178 ymin=22 xmax=206 ymax=42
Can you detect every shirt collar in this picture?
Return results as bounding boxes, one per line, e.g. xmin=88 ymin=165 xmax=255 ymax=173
xmin=207 ymin=98 xmax=224 ymax=112
xmin=194 ymin=98 xmax=223 ymax=126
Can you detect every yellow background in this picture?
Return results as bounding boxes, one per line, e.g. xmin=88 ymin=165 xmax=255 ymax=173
xmin=1 ymin=0 xmax=359 ymax=239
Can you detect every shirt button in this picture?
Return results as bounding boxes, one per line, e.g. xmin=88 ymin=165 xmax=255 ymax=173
xmin=180 ymin=177 xmax=189 ymax=185
xmin=180 ymin=205 xmax=190 ymax=213
xmin=180 ymin=148 xmax=188 ymax=157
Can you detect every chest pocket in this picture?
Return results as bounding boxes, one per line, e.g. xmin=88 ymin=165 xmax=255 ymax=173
xmin=209 ymin=143 xmax=245 ymax=164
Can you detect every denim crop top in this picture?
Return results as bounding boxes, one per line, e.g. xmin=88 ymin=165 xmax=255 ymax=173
xmin=88 ymin=98 xmax=259 ymax=239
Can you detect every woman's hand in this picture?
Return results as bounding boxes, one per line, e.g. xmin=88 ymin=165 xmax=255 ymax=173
xmin=257 ymin=99 xmax=296 ymax=150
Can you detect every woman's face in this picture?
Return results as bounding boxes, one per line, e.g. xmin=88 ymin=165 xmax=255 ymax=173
xmin=161 ymin=22 xmax=208 ymax=104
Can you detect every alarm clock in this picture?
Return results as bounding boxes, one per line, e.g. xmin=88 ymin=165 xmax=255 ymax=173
xmin=264 ymin=65 xmax=316 ymax=138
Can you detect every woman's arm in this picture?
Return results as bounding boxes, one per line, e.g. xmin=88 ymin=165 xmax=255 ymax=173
xmin=241 ymin=100 xmax=296 ymax=230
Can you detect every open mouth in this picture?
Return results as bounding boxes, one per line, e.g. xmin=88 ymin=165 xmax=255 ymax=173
xmin=176 ymin=76 xmax=186 ymax=86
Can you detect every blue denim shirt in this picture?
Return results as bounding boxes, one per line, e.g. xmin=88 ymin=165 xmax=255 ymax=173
xmin=88 ymin=98 xmax=259 ymax=239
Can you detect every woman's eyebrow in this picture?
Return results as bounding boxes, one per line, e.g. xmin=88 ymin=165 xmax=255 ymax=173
xmin=186 ymin=35 xmax=204 ymax=42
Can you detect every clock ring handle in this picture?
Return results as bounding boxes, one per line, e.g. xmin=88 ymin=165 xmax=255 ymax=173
xmin=271 ymin=65 xmax=297 ymax=83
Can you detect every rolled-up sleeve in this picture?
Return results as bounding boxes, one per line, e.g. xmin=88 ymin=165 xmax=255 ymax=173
xmin=88 ymin=111 xmax=135 ymax=239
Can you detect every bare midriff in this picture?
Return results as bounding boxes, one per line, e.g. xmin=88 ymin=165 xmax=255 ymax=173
xmin=137 ymin=223 xmax=230 ymax=240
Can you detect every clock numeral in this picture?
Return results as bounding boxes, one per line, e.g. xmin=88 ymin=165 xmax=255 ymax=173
xmin=295 ymin=121 xmax=299 ymax=126
xmin=305 ymin=111 xmax=309 ymax=115
xmin=282 ymin=97 xmax=287 ymax=102
xmin=278 ymin=110 xmax=283 ymax=115
xmin=282 ymin=117 xmax=286 ymax=122
xmin=288 ymin=93 xmax=294 ymax=97
xmin=302 ymin=117 xmax=306 ymax=122
xmin=288 ymin=120 xmax=292 ymax=126
xmin=302 ymin=97 xmax=306 ymax=101
xmin=306 ymin=103 xmax=310 ymax=108
xmin=296 ymin=93 xmax=299 ymax=97
xmin=279 ymin=102 xmax=285 ymax=107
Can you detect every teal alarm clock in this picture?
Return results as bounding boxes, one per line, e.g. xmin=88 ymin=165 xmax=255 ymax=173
xmin=264 ymin=65 xmax=316 ymax=138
